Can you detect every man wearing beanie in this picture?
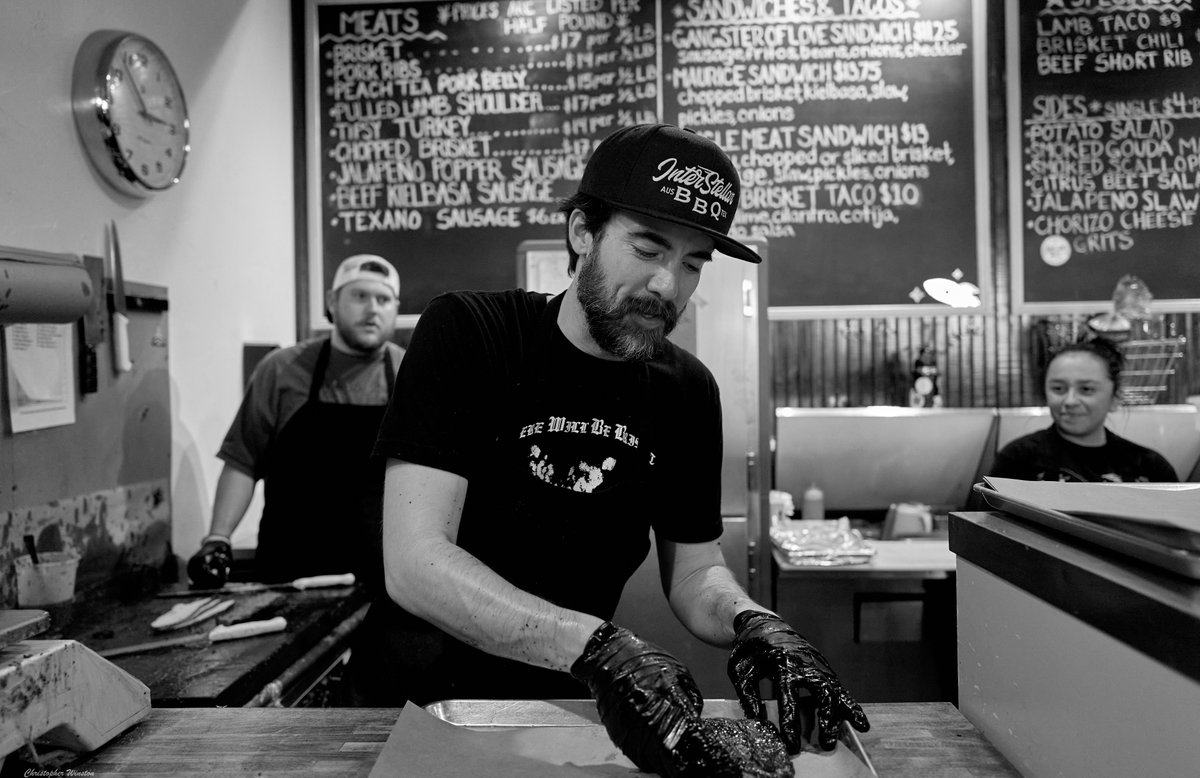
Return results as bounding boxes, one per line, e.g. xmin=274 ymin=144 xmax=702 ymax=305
xmin=187 ymin=254 xmax=404 ymax=592
xmin=351 ymin=126 xmax=867 ymax=772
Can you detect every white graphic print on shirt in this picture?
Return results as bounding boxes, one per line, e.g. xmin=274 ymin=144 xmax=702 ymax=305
xmin=520 ymin=413 xmax=651 ymax=493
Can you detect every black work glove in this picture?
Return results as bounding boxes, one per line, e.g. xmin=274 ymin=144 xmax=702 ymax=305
xmin=186 ymin=537 xmax=232 ymax=588
xmin=574 ymin=621 xmax=795 ymax=777
xmin=728 ymin=610 xmax=869 ymax=754
xmin=571 ymin=622 xmax=702 ymax=775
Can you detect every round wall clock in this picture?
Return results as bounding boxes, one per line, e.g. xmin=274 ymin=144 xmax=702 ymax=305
xmin=72 ymin=30 xmax=190 ymax=197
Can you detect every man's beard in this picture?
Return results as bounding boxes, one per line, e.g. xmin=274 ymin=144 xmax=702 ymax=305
xmin=334 ymin=316 xmax=387 ymax=355
xmin=575 ymin=244 xmax=683 ymax=361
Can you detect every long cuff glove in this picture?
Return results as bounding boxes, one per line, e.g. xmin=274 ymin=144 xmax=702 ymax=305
xmin=186 ymin=537 xmax=232 ymax=588
xmin=728 ymin=610 xmax=870 ymax=754
xmin=571 ymin=622 xmax=703 ymax=776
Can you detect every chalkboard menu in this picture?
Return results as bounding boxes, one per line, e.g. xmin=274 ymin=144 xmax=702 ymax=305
xmin=1009 ymin=0 xmax=1200 ymax=313
xmin=304 ymin=0 xmax=658 ymax=320
xmin=302 ymin=0 xmax=988 ymax=321
xmin=659 ymin=0 xmax=989 ymax=312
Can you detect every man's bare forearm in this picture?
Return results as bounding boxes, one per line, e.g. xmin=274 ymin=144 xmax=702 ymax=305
xmin=207 ymin=464 xmax=255 ymax=540
xmin=389 ymin=536 xmax=602 ymax=672
xmin=661 ymin=540 xmax=773 ymax=647
xmin=382 ymin=461 xmax=602 ymax=672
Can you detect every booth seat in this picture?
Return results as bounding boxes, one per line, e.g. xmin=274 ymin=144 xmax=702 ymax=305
xmin=773 ymin=407 xmax=999 ymax=516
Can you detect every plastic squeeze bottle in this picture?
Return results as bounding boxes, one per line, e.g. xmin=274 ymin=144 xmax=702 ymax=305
xmin=801 ymin=483 xmax=824 ymax=521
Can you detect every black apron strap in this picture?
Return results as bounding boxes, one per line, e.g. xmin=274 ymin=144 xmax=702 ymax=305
xmin=309 ymin=338 xmax=333 ymax=402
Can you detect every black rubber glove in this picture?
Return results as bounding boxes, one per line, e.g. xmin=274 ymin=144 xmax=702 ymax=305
xmin=571 ymin=622 xmax=703 ymax=776
xmin=186 ymin=537 xmax=232 ymax=588
xmin=728 ymin=610 xmax=869 ymax=753
xmin=574 ymin=622 xmax=796 ymax=777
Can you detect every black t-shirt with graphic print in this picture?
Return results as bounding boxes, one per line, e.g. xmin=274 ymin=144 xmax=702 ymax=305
xmin=358 ymin=289 xmax=723 ymax=704
xmin=989 ymin=425 xmax=1177 ymax=483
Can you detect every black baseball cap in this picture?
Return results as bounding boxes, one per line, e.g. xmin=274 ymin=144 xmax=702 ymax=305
xmin=578 ymin=124 xmax=761 ymax=264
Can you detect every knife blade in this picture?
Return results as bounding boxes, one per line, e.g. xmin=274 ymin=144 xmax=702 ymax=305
xmin=154 ymin=572 xmax=357 ymax=598
xmin=97 ymin=616 xmax=288 ymax=658
xmin=108 ymin=220 xmax=133 ymax=373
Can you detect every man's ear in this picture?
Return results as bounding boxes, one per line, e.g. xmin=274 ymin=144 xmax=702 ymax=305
xmin=324 ymin=288 xmax=339 ymax=319
xmin=567 ymin=209 xmax=592 ymax=256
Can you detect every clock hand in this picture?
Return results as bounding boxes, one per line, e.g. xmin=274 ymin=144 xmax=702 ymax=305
xmin=122 ymin=55 xmax=168 ymax=126
xmin=140 ymin=110 xmax=171 ymax=127
xmin=121 ymin=58 xmax=150 ymax=113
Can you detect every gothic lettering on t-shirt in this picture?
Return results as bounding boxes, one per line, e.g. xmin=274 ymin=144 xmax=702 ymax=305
xmin=518 ymin=413 xmax=653 ymax=494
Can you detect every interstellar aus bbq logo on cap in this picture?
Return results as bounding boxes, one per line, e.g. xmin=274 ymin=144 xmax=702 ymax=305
xmin=650 ymin=156 xmax=737 ymax=231
xmin=580 ymin=124 xmax=760 ymax=263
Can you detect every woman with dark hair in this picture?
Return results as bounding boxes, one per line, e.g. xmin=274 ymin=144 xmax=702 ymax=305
xmin=990 ymin=338 xmax=1178 ymax=483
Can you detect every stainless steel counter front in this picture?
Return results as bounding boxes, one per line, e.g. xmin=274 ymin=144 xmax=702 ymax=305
xmin=952 ymin=510 xmax=1200 ymax=777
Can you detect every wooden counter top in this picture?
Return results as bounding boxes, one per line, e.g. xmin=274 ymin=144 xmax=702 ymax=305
xmin=20 ymin=702 xmax=1018 ymax=777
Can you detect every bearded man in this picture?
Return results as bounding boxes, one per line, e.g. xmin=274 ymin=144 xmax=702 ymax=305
xmin=348 ymin=125 xmax=867 ymax=774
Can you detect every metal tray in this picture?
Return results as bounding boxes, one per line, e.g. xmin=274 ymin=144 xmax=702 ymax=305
xmin=425 ymin=698 xmax=877 ymax=775
xmin=975 ymin=484 xmax=1200 ymax=580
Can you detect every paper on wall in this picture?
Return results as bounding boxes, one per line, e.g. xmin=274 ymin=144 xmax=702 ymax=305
xmin=4 ymin=322 xmax=76 ymax=432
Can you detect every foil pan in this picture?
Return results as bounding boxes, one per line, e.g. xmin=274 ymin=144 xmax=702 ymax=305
xmin=771 ymin=521 xmax=877 ymax=567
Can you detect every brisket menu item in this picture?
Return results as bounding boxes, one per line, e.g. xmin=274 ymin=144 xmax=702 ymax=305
xmin=673 ymin=717 xmax=795 ymax=777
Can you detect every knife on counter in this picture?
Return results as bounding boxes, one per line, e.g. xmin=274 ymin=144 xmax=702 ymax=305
xmin=155 ymin=572 xmax=357 ymax=598
xmin=97 ymin=616 xmax=288 ymax=659
xmin=108 ymin=220 xmax=133 ymax=373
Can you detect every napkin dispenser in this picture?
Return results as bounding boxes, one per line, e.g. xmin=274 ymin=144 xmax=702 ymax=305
xmin=883 ymin=502 xmax=933 ymax=539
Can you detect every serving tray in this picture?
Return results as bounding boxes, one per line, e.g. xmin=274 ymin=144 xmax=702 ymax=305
xmin=974 ymin=484 xmax=1200 ymax=580
xmin=424 ymin=698 xmax=877 ymax=776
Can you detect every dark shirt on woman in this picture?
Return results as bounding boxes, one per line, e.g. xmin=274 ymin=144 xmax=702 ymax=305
xmin=990 ymin=425 xmax=1178 ymax=483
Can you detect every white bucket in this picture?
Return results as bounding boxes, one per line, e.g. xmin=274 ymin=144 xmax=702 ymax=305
xmin=14 ymin=551 xmax=80 ymax=607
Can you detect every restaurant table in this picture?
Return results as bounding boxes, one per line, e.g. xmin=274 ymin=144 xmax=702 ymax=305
xmin=771 ymin=539 xmax=957 ymax=703
xmin=36 ymin=582 xmax=370 ymax=707
xmin=771 ymin=538 xmax=956 ymax=589
xmin=4 ymin=701 xmax=1019 ymax=777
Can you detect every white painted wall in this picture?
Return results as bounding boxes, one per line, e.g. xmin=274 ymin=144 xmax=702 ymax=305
xmin=0 ymin=1 xmax=295 ymax=559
